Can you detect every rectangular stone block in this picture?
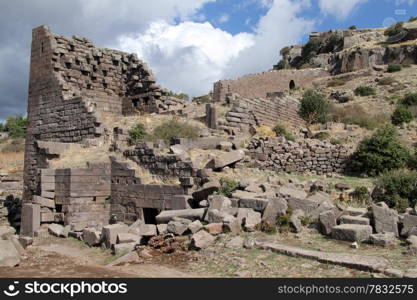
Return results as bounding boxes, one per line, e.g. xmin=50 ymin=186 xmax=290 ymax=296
xmin=20 ymin=203 xmax=41 ymax=237
xmin=33 ymin=196 xmax=55 ymax=209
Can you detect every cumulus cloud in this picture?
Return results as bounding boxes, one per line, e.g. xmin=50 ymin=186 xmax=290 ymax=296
xmin=318 ymin=0 xmax=368 ymax=19
xmin=118 ymin=21 xmax=254 ymax=95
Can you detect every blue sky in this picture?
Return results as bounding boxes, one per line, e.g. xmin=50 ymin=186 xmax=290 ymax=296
xmin=0 ymin=0 xmax=417 ymax=122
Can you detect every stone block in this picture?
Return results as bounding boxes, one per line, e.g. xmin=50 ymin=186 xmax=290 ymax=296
xmin=20 ymin=203 xmax=41 ymax=237
xmin=101 ymin=224 xmax=129 ymax=248
xmin=331 ymin=224 xmax=372 ymax=242
xmin=117 ymin=233 xmax=141 ymax=244
xmin=82 ymin=228 xmax=102 ymax=246
xmin=262 ymin=197 xmax=287 ymax=224
xmin=0 ymin=239 xmax=21 ymax=267
xmin=191 ymin=230 xmax=215 ymax=250
xmin=339 ymin=215 xmax=370 ymax=226
xmin=372 ymin=203 xmax=399 ymax=237
xmin=156 ymin=209 xmax=206 ymax=224
xmin=239 ymin=198 xmax=269 ymax=212
xmin=113 ymin=242 xmax=136 ymax=255
xmin=370 ymin=232 xmax=396 ymax=247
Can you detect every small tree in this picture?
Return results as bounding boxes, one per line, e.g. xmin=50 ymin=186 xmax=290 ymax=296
xmin=400 ymin=93 xmax=417 ymax=106
xmin=387 ymin=64 xmax=402 ymax=73
xmin=129 ymin=124 xmax=147 ymax=142
xmin=351 ymin=124 xmax=410 ymax=176
xmin=354 ymin=86 xmax=376 ymax=96
xmin=299 ymin=90 xmax=330 ymax=125
xmin=349 ymin=25 xmax=357 ymax=30
xmin=391 ymin=106 xmax=413 ymax=126
xmin=384 ymin=22 xmax=404 ymax=37
xmin=5 ymin=115 xmax=28 ymax=138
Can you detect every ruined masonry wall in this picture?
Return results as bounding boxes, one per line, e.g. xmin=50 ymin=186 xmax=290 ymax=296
xmin=213 ymin=69 xmax=329 ymax=102
xmin=248 ymin=137 xmax=351 ymax=175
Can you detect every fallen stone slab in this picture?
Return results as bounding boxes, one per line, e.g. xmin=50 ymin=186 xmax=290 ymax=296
xmin=232 ymin=190 xmax=265 ymax=200
xmin=192 ymin=181 xmax=220 ymax=201
xmin=290 ymin=209 xmax=305 ymax=233
xmin=113 ymin=242 xmax=137 ymax=255
xmin=191 ymin=230 xmax=215 ymax=250
xmin=222 ymin=215 xmax=241 ymax=235
xmin=157 ymin=224 xmax=168 ymax=235
xmin=204 ymin=223 xmax=223 ymax=235
xmin=167 ymin=221 xmax=189 ymax=235
xmin=205 ymin=150 xmax=245 ymax=170
xmin=48 ymin=224 xmax=64 ymax=237
xmin=242 ymin=210 xmax=261 ymax=232
xmin=106 ymin=251 xmax=139 ymax=267
xmin=370 ymin=232 xmax=396 ymax=247
xmin=188 ymin=220 xmax=203 ymax=234
xmin=226 ymin=236 xmax=244 ymax=248
xmin=138 ymin=224 xmax=157 ymax=237
xmin=255 ymin=240 xmax=389 ymax=273
xmin=319 ymin=210 xmax=337 ymax=235
xmin=156 ymin=208 xmax=206 ymax=224
xmin=18 ymin=236 xmax=33 ymax=249
xmin=239 ymin=198 xmax=269 ymax=212
xmin=331 ymin=224 xmax=372 ymax=242
xmin=346 ymin=207 xmax=367 ymax=217
xmin=117 ymin=233 xmax=141 ymax=244
xmin=0 ymin=239 xmax=21 ymax=267
xmin=278 ymin=186 xmax=307 ymax=199
xmin=339 ymin=215 xmax=370 ymax=226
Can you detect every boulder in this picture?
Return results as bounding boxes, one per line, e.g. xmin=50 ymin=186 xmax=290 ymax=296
xmin=82 ymin=228 xmax=102 ymax=246
xmin=287 ymin=197 xmax=321 ymax=216
xmin=18 ymin=236 xmax=33 ymax=249
xmin=205 ymin=150 xmax=245 ymax=170
xmin=309 ymin=200 xmax=335 ymax=221
xmin=156 ymin=208 xmax=206 ymax=224
xmin=191 ymin=230 xmax=215 ymax=250
xmin=243 ymin=238 xmax=256 ymax=249
xmin=208 ymin=195 xmax=236 ymax=215
xmin=331 ymin=224 xmax=372 ymax=242
xmin=0 ymin=239 xmax=21 ymax=267
xmin=204 ymin=223 xmax=223 ymax=235
xmin=307 ymin=192 xmax=331 ymax=203
xmin=207 ymin=209 xmax=230 ymax=223
xmin=188 ymin=220 xmax=203 ymax=234
xmin=310 ymin=180 xmax=326 ymax=192
xmin=339 ymin=215 xmax=370 ymax=226
xmin=372 ymin=203 xmax=399 ymax=237
xmin=156 ymin=224 xmax=168 ymax=235
xmin=222 ymin=215 xmax=241 ymax=235
xmin=406 ymin=235 xmax=417 ymax=255
xmin=401 ymin=214 xmax=417 ymax=237
xmin=242 ymin=210 xmax=261 ymax=232
xmin=370 ymin=232 xmax=396 ymax=247
xmin=101 ymin=224 xmax=129 ymax=248
xmin=245 ymin=183 xmax=263 ymax=193
xmin=319 ymin=210 xmax=337 ymax=235
xmin=290 ymin=209 xmax=305 ymax=233
xmin=346 ymin=207 xmax=367 ymax=217
xmin=48 ymin=224 xmax=64 ymax=237
xmin=262 ymin=197 xmax=287 ymax=224
xmin=113 ymin=242 xmax=137 ymax=255
xmin=167 ymin=221 xmax=189 ymax=235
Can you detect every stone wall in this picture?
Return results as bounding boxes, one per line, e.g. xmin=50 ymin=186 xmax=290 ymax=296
xmin=24 ymin=26 xmax=191 ymax=201
xmin=213 ymin=69 xmax=329 ymax=102
xmin=110 ymin=159 xmax=187 ymax=224
xmin=248 ymin=137 xmax=351 ymax=175
xmin=0 ymin=173 xmax=23 ymax=196
xmin=220 ymin=94 xmax=305 ymax=133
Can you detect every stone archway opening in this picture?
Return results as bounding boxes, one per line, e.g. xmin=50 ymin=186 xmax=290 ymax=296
xmin=289 ymin=80 xmax=296 ymax=90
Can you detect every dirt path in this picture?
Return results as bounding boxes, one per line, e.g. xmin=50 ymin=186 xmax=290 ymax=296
xmin=0 ymin=236 xmax=203 ymax=278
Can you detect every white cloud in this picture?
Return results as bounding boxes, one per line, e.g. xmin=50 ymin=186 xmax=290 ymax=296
xmin=117 ymin=0 xmax=314 ymax=96
xmin=318 ymin=0 xmax=368 ymax=19
xmin=118 ymin=21 xmax=254 ymax=96
xmin=219 ymin=13 xmax=230 ymax=23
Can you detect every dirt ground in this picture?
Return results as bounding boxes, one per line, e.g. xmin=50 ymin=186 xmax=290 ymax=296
xmin=2 ymin=231 xmax=410 ymax=278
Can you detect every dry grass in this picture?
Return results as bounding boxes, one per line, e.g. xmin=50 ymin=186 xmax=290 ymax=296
xmin=0 ymin=151 xmax=24 ymax=173
xmin=256 ymin=125 xmax=276 ymax=137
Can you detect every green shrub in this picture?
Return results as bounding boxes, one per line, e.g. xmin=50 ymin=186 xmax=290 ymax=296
xmin=150 ymin=119 xmax=200 ymax=142
xmin=391 ymin=106 xmax=413 ymax=125
xmin=378 ymin=77 xmax=397 ymax=86
xmin=384 ymin=22 xmax=404 ymax=37
xmin=255 ymin=222 xmax=278 ymax=234
xmin=349 ymin=25 xmax=357 ymax=30
xmin=330 ymin=138 xmax=342 ymax=145
xmin=323 ymin=34 xmax=343 ymax=53
xmin=129 ymin=123 xmax=147 ymax=142
xmin=387 ymin=64 xmax=402 ymax=73
xmin=301 ymin=39 xmax=321 ymax=62
xmin=409 ymin=16 xmax=417 ymax=22
xmin=299 ymin=90 xmax=330 ymax=125
xmin=314 ymin=132 xmax=330 ymax=141
xmin=400 ymin=93 xmax=417 ymax=106
xmin=352 ymin=186 xmax=370 ymax=202
xmin=373 ymin=169 xmax=417 ymax=211
xmin=280 ymin=46 xmax=291 ymax=57
xmin=167 ymin=90 xmax=189 ymax=100
xmin=276 ymin=210 xmax=292 ymax=233
xmin=4 ymin=115 xmax=27 ymax=138
xmin=354 ymin=86 xmax=376 ymax=96
xmin=219 ymin=177 xmax=238 ymax=198
xmin=351 ymin=125 xmax=411 ymax=176
xmin=273 ymin=124 xmax=295 ymax=141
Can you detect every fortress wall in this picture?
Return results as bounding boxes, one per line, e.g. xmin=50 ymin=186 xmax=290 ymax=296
xmin=213 ymin=69 xmax=329 ymax=102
